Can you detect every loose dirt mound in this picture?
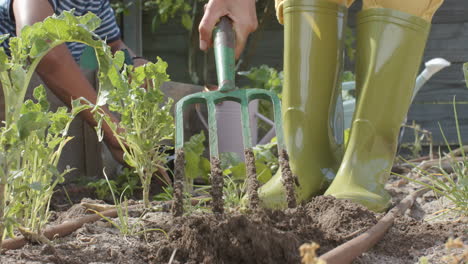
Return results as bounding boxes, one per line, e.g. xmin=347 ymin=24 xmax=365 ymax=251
xmin=2 ymin=196 xmax=463 ymax=264
xmin=151 ymin=196 xmax=377 ymax=263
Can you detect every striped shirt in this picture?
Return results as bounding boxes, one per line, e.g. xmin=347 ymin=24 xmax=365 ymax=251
xmin=0 ymin=0 xmax=120 ymax=61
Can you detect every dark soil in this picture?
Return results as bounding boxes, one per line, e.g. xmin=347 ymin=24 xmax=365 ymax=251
xmin=1 ymin=196 xmax=464 ymax=264
xmin=172 ymin=148 xmax=185 ymax=217
xmin=244 ymin=148 xmax=260 ymax=209
xmin=279 ymin=149 xmax=297 ymax=208
xmin=209 ymin=156 xmax=224 ymax=215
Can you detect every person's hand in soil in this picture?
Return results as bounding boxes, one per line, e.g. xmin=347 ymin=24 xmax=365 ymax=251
xmin=199 ymin=0 xmax=258 ymax=59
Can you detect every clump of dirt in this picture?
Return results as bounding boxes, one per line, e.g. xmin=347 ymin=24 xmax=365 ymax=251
xmin=155 ymin=213 xmax=301 ymax=264
xmin=147 ymin=196 xmax=464 ymax=263
xmin=245 ymin=148 xmax=260 ymax=209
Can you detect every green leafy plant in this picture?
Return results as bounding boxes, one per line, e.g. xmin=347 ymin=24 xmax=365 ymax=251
xmin=111 ymin=0 xmax=200 ymax=31
xmin=88 ymin=167 xmax=141 ymax=200
xmin=184 ymin=131 xmax=210 ymax=190
xmin=115 ymin=167 xmax=141 ymax=197
xmin=0 ymin=11 xmax=108 ymax=243
xmin=153 ymin=185 xmax=174 ymax=201
xmin=182 ymin=131 xmax=278 ymax=208
xmin=239 ymin=65 xmax=283 ymax=97
xmin=223 ymin=175 xmax=247 ymax=209
xmin=90 ymin=51 xmax=174 ymax=209
xmin=3 ymin=87 xmax=84 ymax=239
xmin=87 ymin=179 xmax=118 ymax=200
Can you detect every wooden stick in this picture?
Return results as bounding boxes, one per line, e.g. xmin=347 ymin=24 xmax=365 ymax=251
xmin=319 ymin=188 xmax=430 ymax=264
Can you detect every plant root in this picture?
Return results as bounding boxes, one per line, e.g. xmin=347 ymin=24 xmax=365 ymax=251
xmin=172 ymin=149 xmax=185 ymax=217
xmin=210 ymin=156 xmax=224 ymax=215
xmin=318 ymin=187 xmax=431 ymax=264
xmin=279 ymin=149 xmax=297 ymax=208
xmin=244 ymin=148 xmax=260 ymax=210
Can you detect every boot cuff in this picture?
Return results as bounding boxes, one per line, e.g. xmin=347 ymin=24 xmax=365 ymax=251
xmin=283 ymin=0 xmax=347 ymax=17
xmin=358 ymin=8 xmax=430 ymax=32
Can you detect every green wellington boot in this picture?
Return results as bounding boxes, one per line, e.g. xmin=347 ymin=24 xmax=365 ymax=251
xmin=324 ymin=8 xmax=431 ymax=212
xmin=258 ymin=0 xmax=347 ymax=208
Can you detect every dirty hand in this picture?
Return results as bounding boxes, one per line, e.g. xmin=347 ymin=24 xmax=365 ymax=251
xmin=199 ymin=0 xmax=258 ymax=59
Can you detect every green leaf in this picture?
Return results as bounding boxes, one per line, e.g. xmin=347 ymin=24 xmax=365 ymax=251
xmin=0 ymin=47 xmax=9 ymax=72
xmin=185 ymin=131 xmax=206 ymax=179
xmin=114 ymin=50 xmax=125 ymax=69
xmin=10 ymin=65 xmax=26 ymax=92
xmin=78 ymin=11 xmax=102 ymax=32
xmin=220 ymin=152 xmax=243 ymax=170
xmin=181 ymin=13 xmax=192 ymax=31
xmin=29 ymin=182 xmax=44 ymax=191
xmin=29 ymin=38 xmax=50 ymax=58
xmin=17 ymin=111 xmax=49 ymax=140
xmin=71 ymin=98 xmax=92 ymax=116
xmin=230 ymin=163 xmax=246 ymax=181
xmin=49 ymin=107 xmax=72 ymax=135
xmin=256 ymin=161 xmax=272 ymax=184
xmin=123 ymin=152 xmax=137 ymax=168
xmin=32 ymin=85 xmax=50 ymax=111
xmin=228 ymin=160 xmax=273 ymax=183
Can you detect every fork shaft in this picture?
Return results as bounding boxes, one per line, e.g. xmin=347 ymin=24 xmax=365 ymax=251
xmin=214 ymin=17 xmax=236 ymax=92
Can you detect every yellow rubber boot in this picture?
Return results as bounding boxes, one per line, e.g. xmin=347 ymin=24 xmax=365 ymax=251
xmin=324 ymin=8 xmax=431 ymax=212
xmin=258 ymin=0 xmax=350 ymax=208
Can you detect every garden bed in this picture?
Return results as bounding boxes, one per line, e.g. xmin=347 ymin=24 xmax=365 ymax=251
xmin=1 ymin=160 xmax=466 ymax=264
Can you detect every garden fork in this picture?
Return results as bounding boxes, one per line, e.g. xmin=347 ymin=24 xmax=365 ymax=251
xmin=172 ymin=17 xmax=296 ymax=216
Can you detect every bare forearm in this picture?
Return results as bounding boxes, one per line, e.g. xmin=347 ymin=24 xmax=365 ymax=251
xmin=36 ymin=44 xmax=118 ymax=128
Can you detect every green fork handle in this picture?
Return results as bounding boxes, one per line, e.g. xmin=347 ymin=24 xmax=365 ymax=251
xmin=214 ymin=16 xmax=236 ymax=92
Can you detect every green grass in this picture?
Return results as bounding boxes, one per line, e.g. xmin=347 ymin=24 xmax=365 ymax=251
xmin=397 ymin=98 xmax=467 ymax=216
